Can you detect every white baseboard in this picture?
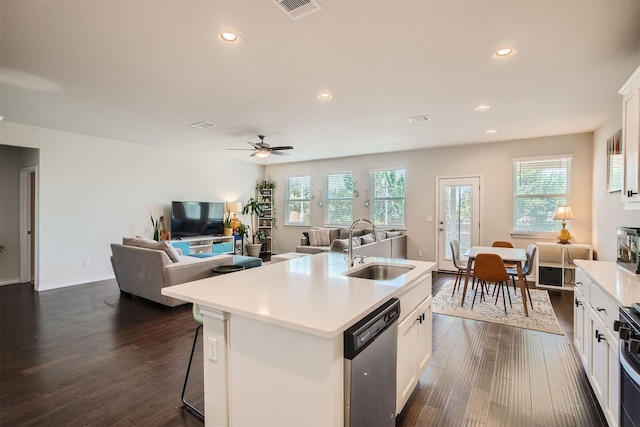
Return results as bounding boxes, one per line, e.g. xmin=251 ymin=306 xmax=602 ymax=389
xmin=36 ymin=274 xmax=116 ymax=292
xmin=0 ymin=277 xmax=20 ymax=286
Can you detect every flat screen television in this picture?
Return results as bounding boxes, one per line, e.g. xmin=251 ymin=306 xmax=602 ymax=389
xmin=171 ymin=201 xmax=225 ymax=239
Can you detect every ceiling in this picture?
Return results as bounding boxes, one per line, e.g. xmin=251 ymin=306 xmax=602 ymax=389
xmin=1 ymin=1 xmax=639 ymax=164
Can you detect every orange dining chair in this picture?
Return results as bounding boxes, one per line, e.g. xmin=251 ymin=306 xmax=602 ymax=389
xmin=450 ymin=240 xmax=472 ymax=296
xmin=491 ymin=240 xmax=518 ymax=278
xmin=472 ymin=253 xmax=512 ymax=315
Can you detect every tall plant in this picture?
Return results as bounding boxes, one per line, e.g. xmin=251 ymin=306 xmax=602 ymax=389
xmin=242 ymin=197 xmax=264 ymax=244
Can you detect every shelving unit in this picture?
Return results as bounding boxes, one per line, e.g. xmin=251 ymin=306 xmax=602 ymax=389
xmin=257 ymin=188 xmax=273 ymax=258
xmin=535 ymin=242 xmax=593 ymax=290
xmin=170 ymin=235 xmax=235 ymax=255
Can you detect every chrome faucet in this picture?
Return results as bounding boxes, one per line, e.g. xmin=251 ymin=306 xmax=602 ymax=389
xmin=348 ymin=219 xmax=380 ymax=267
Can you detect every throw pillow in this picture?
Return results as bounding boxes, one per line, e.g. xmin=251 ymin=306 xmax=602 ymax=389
xmin=163 ymin=241 xmax=181 ymax=262
xmin=329 ymin=239 xmax=349 ymax=252
xmin=386 ymin=231 xmax=402 ymax=238
xmin=122 ymin=237 xmax=179 ymax=263
xmin=308 ymin=228 xmax=330 ymax=246
xmin=302 ymin=231 xmax=310 ymax=245
xmin=360 ymin=234 xmax=375 ymax=245
xmin=328 ymin=228 xmax=341 ymax=243
xmin=377 ymin=231 xmax=387 ymax=240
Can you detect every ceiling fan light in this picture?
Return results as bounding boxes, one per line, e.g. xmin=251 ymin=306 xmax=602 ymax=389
xmin=255 ymin=149 xmax=270 ymax=158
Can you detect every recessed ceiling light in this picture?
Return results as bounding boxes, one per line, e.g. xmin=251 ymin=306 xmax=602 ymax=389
xmin=220 ymin=32 xmax=239 ymax=43
xmin=318 ymin=92 xmax=333 ymax=100
xmin=486 ymin=129 xmax=498 ymax=134
xmin=492 ymin=47 xmax=517 ymax=58
xmin=475 ymin=105 xmax=491 ymax=111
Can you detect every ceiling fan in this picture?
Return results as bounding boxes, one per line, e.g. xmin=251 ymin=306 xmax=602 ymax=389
xmin=226 ymin=135 xmax=294 ymax=158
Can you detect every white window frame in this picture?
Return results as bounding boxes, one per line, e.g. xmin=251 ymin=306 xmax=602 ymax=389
xmin=369 ymin=167 xmax=406 ymax=228
xmin=512 ymin=155 xmax=572 ymax=237
xmin=324 ymin=172 xmax=354 ymax=226
xmin=284 ymin=175 xmax=311 ymax=226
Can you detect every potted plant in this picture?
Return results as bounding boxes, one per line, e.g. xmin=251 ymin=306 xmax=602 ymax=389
xmin=242 ymin=197 xmax=264 ymax=257
xmin=223 ymin=206 xmax=233 ymax=236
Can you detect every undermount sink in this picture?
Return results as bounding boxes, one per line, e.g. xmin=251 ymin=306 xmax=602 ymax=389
xmin=343 ymin=263 xmax=414 ymax=280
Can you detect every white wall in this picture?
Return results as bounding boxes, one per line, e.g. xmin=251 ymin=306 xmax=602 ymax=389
xmin=0 ymin=121 xmax=263 ymax=290
xmin=266 ymin=133 xmax=593 ymax=264
xmin=592 ymin=96 xmax=640 ymax=261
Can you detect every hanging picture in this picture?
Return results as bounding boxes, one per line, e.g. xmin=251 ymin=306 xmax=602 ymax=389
xmin=607 ymin=128 xmax=623 ymax=192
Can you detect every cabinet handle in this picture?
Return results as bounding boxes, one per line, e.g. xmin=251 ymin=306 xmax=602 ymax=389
xmin=596 ymin=332 xmax=606 ymax=343
xmin=627 ymin=190 xmax=638 ymax=197
xmin=596 ymin=307 xmax=606 ymax=313
xmin=574 ymin=298 xmax=582 ymax=307
xmin=576 ymin=281 xmax=582 ymax=286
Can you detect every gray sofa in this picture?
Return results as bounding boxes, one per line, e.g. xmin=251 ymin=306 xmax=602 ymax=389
xmin=111 ymin=242 xmax=235 ymax=307
xmin=295 ymin=227 xmax=407 ymax=259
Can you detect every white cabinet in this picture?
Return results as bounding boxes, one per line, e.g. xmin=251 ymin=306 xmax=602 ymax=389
xmin=536 ymin=242 xmax=593 ymax=289
xmin=574 ymin=267 xmax=620 ymax=427
xmin=396 ymin=273 xmax=432 ymax=414
xmin=573 ymin=278 xmax=589 ymax=368
xmin=169 ymin=235 xmax=235 ymax=255
xmin=620 ymin=65 xmax=640 ymax=208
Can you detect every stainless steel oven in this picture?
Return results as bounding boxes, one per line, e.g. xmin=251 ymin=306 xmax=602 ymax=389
xmin=616 ymin=306 xmax=640 ymax=426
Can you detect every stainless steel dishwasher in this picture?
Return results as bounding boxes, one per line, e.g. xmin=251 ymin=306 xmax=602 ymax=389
xmin=344 ymin=298 xmax=400 ymax=427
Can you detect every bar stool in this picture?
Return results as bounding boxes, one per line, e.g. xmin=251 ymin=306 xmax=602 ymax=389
xmin=181 ymin=264 xmax=245 ymax=420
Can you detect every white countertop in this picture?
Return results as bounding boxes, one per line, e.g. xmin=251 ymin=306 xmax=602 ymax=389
xmin=162 ymin=253 xmax=436 ymax=338
xmin=574 ymin=260 xmax=640 ymax=306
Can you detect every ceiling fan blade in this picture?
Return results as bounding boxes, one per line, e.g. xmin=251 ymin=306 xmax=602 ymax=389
xmin=247 ymin=142 xmax=262 ymax=149
xmin=226 ymin=148 xmax=255 ymax=151
xmin=269 ymin=150 xmax=290 ymax=156
xmin=269 ymin=146 xmax=294 ymax=150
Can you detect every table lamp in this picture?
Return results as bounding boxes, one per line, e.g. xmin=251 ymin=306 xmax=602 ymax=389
xmin=228 ymin=201 xmax=243 ymax=231
xmin=554 ymin=206 xmax=575 ymax=244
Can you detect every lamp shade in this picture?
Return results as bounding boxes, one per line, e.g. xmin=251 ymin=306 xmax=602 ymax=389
xmin=553 ymin=206 xmax=575 ymax=221
xmin=227 ymin=202 xmax=242 ymax=214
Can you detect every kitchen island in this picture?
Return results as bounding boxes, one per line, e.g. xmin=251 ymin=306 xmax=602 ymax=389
xmin=162 ymin=252 xmax=436 ymax=427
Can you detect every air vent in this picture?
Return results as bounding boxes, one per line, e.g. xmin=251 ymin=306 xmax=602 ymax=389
xmin=270 ymin=0 xmax=322 ymax=20
xmin=406 ymin=115 xmax=430 ymax=123
xmin=190 ymin=121 xmax=218 ymax=129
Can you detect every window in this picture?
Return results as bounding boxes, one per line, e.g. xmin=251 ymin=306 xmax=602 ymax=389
xmin=324 ymin=172 xmax=353 ymax=225
xmin=285 ymin=175 xmax=311 ymax=226
xmin=370 ymin=168 xmax=406 ymax=228
xmin=513 ymin=156 xmax=572 ymax=233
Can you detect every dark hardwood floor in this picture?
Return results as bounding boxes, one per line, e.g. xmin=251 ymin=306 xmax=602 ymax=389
xmin=1 ymin=272 xmax=606 ymax=426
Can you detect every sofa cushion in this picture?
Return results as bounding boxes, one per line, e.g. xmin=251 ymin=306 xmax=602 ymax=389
xmin=329 ymin=237 xmax=361 ymax=252
xmin=339 ymin=227 xmax=350 ymax=239
xmin=123 ymin=237 xmax=180 ymax=262
xmin=309 ymin=228 xmax=330 ymax=246
xmin=386 ymin=231 xmax=403 ymax=238
xmin=327 ymin=228 xmax=341 ymax=243
xmin=360 ymin=233 xmax=375 ymax=245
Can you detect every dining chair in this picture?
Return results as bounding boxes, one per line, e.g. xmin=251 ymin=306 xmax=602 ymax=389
xmin=472 ymin=253 xmax=512 ymax=315
xmin=491 ymin=240 xmax=518 ymax=274
xmin=491 ymin=241 xmax=513 ymax=248
xmin=506 ymin=243 xmax=537 ymax=310
xmin=450 ymin=240 xmax=471 ymax=296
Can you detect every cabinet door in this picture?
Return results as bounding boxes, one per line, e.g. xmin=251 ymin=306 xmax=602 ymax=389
xmin=396 ymin=307 xmax=417 ymax=414
xmin=589 ymin=310 xmax=609 ymax=409
xmin=622 ymin=78 xmax=640 ymax=203
xmin=415 ymin=296 xmax=433 ymax=375
xmin=606 ymin=336 xmax=620 ymax=426
xmin=573 ymin=288 xmax=588 ymax=369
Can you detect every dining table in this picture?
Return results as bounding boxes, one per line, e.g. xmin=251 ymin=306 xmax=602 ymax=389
xmin=461 ymin=245 xmax=529 ymax=317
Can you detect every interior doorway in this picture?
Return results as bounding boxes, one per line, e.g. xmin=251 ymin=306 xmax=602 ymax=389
xmin=20 ymin=166 xmax=38 ymax=286
xmin=436 ymin=176 xmax=482 ymax=272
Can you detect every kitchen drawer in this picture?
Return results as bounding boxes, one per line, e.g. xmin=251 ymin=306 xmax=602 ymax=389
xmin=398 ymin=273 xmax=431 ymax=322
xmin=575 ymin=268 xmax=591 ymax=301
xmin=590 ymin=283 xmax=619 ymax=332
xmin=212 ymin=242 xmax=234 ymax=254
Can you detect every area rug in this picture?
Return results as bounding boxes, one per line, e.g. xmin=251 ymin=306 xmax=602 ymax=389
xmin=432 ymin=281 xmax=564 ymax=335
